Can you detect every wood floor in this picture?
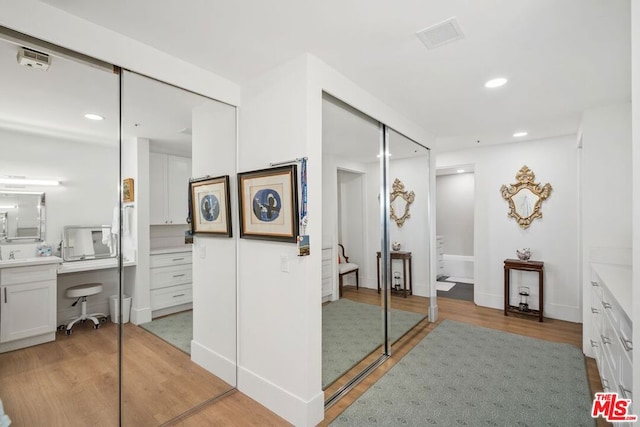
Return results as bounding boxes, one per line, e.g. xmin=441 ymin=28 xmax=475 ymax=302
xmin=0 ymin=289 xmax=606 ymax=426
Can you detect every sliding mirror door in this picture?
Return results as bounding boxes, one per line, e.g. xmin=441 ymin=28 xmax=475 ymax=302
xmin=121 ymin=70 xmax=237 ymax=424
xmin=386 ymin=128 xmax=430 ymax=342
xmin=0 ymin=33 xmax=120 ymax=425
xmin=322 ymin=94 xmax=385 ymax=397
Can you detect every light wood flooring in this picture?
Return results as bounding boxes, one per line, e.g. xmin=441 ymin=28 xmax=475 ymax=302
xmin=0 ymin=289 xmax=606 ymax=426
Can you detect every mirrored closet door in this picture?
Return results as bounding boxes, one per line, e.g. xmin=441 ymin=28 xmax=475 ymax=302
xmin=0 ymin=32 xmax=120 ymax=425
xmin=322 ymin=94 xmax=386 ymax=397
xmin=120 ymin=70 xmax=237 ymax=425
xmin=386 ymin=128 xmax=430 ymax=342
xmin=322 ymin=93 xmax=432 ymax=405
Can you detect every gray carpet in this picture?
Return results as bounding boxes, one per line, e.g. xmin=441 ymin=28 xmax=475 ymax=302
xmin=437 ymin=281 xmax=474 ymax=302
xmin=140 ymin=311 xmax=192 ymax=354
xmin=331 ymin=320 xmax=594 ymax=427
xmin=323 ymin=298 xmax=425 ymax=388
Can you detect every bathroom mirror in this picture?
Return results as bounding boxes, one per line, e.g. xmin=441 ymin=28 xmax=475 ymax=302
xmin=62 ymin=225 xmax=117 ymax=261
xmin=0 ymin=191 xmax=45 ymax=241
xmin=500 ymin=165 xmax=552 ymax=229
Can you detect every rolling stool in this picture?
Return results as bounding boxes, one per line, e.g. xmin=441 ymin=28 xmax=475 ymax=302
xmin=59 ymin=283 xmax=107 ymax=335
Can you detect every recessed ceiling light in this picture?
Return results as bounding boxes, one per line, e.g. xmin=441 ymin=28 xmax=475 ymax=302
xmin=457 ymin=169 xmax=465 ymax=173
xmin=484 ymin=77 xmax=507 ymax=88
xmin=84 ymin=113 xmax=104 ymax=121
xmin=513 ymin=131 xmax=528 ymax=137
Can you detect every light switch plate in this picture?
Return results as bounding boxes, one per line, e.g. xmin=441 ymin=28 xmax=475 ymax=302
xmin=280 ymin=255 xmax=289 ymax=273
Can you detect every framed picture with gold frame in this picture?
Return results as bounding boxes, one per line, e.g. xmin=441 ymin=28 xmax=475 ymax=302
xmin=189 ymin=175 xmax=232 ymax=236
xmin=237 ymin=165 xmax=299 ymax=243
xmin=122 ymin=178 xmax=134 ymax=203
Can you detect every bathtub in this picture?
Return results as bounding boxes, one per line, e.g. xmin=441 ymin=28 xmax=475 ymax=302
xmin=442 ymin=254 xmax=474 ymax=280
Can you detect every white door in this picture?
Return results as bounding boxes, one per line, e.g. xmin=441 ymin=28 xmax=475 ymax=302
xmin=167 ymin=155 xmax=191 ymax=224
xmin=149 ymin=152 xmax=168 ymax=225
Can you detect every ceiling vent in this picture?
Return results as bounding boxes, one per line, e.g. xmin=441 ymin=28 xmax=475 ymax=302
xmin=17 ymin=47 xmax=51 ymax=71
xmin=416 ymin=17 xmax=464 ymax=49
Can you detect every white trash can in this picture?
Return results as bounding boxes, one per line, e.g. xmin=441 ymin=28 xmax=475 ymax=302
xmin=109 ymin=295 xmax=131 ymax=323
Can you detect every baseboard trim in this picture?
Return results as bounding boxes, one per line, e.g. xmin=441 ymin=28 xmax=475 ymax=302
xmin=473 ymin=292 xmax=581 ymax=323
xmin=238 ymin=366 xmax=324 ymax=426
xmin=130 ymin=306 xmax=152 ymax=325
xmin=191 ymin=340 xmax=236 ymax=387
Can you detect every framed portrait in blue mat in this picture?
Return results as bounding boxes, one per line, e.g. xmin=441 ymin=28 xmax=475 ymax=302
xmin=189 ymin=175 xmax=232 ymax=236
xmin=237 ymin=165 xmax=298 ymax=243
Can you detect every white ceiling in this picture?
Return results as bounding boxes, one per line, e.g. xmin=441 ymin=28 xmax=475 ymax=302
xmin=0 ymin=38 xmax=229 ymax=157
xmin=40 ymin=0 xmax=631 ymax=151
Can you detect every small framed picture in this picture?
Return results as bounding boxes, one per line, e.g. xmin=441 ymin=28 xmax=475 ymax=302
xmin=189 ymin=175 xmax=232 ymax=237
xmin=237 ymin=165 xmax=299 ymax=243
xmin=122 ymin=178 xmax=134 ymax=203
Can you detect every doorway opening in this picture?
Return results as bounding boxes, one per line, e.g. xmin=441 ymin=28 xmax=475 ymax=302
xmin=435 ymin=165 xmax=475 ymax=302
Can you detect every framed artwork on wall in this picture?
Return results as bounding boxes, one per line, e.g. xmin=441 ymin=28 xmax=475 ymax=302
xmin=237 ymin=165 xmax=299 ymax=243
xmin=122 ymin=178 xmax=134 ymax=203
xmin=189 ymin=175 xmax=232 ymax=236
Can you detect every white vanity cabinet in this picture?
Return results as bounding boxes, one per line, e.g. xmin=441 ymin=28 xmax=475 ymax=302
xmin=149 ymin=153 xmax=191 ymax=225
xmin=0 ymin=262 xmax=58 ymax=353
xmin=150 ymin=249 xmax=193 ymax=316
xmin=590 ymin=263 xmax=632 ymax=413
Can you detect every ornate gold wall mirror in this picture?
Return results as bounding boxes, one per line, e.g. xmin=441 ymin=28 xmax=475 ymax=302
xmin=500 ymin=166 xmax=552 ymax=229
xmin=390 ymin=178 xmax=415 ymax=227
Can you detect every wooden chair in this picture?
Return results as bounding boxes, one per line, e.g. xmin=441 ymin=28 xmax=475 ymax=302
xmin=338 ymin=244 xmax=359 ymax=297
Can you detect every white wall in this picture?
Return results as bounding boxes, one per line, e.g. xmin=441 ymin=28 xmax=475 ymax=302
xmin=631 ymin=0 xmax=640 ymax=404
xmin=579 ymin=102 xmax=632 ymax=355
xmin=436 ymin=135 xmax=580 ymax=321
xmin=0 ymin=128 xmax=117 ymax=245
xmin=238 ymin=55 xmax=323 ymax=427
xmin=191 ymin=101 xmax=237 ymax=386
xmin=436 ymin=173 xmax=475 ymax=256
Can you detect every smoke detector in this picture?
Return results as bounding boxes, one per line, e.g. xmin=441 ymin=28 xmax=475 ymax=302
xmin=416 ymin=17 xmax=464 ymax=49
xmin=17 ymin=47 xmax=51 ymax=71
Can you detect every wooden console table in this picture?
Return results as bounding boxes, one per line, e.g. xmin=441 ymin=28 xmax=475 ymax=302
xmin=504 ymin=258 xmax=544 ymax=322
xmin=376 ymin=251 xmax=412 ymax=298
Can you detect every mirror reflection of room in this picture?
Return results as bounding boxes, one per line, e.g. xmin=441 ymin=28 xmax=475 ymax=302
xmin=0 ymin=35 xmax=121 ymax=425
xmin=322 ymin=94 xmax=384 ymax=391
xmin=386 ymin=128 xmax=430 ymax=343
xmin=0 ymin=34 xmax=237 ymax=426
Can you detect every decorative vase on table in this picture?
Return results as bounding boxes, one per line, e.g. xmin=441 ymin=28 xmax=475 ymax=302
xmin=392 ymin=241 xmax=401 ymax=251
xmin=516 ymin=248 xmax=531 ymax=261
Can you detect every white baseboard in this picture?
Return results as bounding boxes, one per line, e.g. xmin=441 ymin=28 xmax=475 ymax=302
xmin=130 ymin=306 xmax=152 ymax=325
xmin=473 ymin=292 xmax=581 ymax=323
xmin=238 ymin=366 xmax=324 ymax=427
xmin=191 ymin=340 xmax=236 ymax=387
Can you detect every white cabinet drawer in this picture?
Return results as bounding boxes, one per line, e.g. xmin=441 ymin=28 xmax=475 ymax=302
xmin=1 ymin=264 xmax=57 ymax=285
xmin=619 ymin=351 xmax=633 ymax=401
xmin=151 ymin=284 xmax=192 ymax=310
xmin=150 ymin=265 xmax=192 ymax=290
xmin=150 ymin=252 xmax=192 ymax=268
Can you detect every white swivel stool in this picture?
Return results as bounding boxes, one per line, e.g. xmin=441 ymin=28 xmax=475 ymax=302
xmin=61 ymin=283 xmax=107 ymax=335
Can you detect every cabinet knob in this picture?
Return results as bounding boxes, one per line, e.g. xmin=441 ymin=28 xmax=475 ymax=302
xmin=591 ymin=307 xmax=599 ymax=314
xmin=590 ymin=339 xmax=599 ymax=348
xmin=601 ymin=301 xmax=612 ymax=309
xmin=601 ymin=334 xmax=612 ymax=345
xmin=591 ymin=281 xmax=599 ymax=287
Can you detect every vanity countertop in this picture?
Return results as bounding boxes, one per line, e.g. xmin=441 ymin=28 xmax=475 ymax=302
xmin=150 ymin=246 xmax=193 ymax=255
xmin=57 ymin=258 xmax=136 ymax=274
xmin=0 ymin=256 xmax=63 ymax=269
